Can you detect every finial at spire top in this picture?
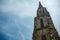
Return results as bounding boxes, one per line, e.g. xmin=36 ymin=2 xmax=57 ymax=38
xmin=39 ymin=1 xmax=42 ymax=8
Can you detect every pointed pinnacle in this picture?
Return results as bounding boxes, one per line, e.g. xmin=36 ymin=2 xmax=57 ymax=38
xmin=39 ymin=1 xmax=42 ymax=8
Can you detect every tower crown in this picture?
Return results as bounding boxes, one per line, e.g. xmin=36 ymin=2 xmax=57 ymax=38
xmin=37 ymin=2 xmax=50 ymax=18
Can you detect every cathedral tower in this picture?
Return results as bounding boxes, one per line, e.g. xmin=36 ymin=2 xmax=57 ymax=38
xmin=32 ymin=2 xmax=59 ymax=40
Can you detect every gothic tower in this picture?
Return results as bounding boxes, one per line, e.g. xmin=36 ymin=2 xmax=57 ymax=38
xmin=32 ymin=2 xmax=59 ymax=40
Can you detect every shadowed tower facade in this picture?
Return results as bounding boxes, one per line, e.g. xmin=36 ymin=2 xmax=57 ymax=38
xmin=32 ymin=2 xmax=59 ymax=40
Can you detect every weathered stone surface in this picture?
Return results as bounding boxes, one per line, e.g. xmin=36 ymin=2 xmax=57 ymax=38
xmin=32 ymin=2 xmax=60 ymax=40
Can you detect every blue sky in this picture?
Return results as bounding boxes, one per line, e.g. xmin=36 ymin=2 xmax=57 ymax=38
xmin=0 ymin=0 xmax=60 ymax=40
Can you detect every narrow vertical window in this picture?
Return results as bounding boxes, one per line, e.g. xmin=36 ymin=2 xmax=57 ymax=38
xmin=40 ymin=19 xmax=44 ymax=28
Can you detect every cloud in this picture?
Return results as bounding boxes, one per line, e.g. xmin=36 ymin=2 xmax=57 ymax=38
xmin=1 ymin=0 xmax=37 ymax=15
xmin=1 ymin=0 xmax=38 ymax=40
xmin=1 ymin=0 xmax=38 ymax=30
xmin=0 ymin=11 xmax=32 ymax=40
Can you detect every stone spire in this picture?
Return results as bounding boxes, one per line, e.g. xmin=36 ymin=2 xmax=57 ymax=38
xmin=37 ymin=2 xmax=43 ymax=18
xmin=32 ymin=1 xmax=59 ymax=40
xmin=39 ymin=2 xmax=43 ymax=8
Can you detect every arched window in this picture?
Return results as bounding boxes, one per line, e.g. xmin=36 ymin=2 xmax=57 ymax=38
xmin=42 ymin=35 xmax=46 ymax=40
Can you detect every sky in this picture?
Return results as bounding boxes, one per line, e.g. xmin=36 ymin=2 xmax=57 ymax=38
xmin=0 ymin=0 xmax=60 ymax=40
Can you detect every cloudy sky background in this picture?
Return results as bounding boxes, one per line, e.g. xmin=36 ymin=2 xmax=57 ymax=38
xmin=0 ymin=0 xmax=60 ymax=40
